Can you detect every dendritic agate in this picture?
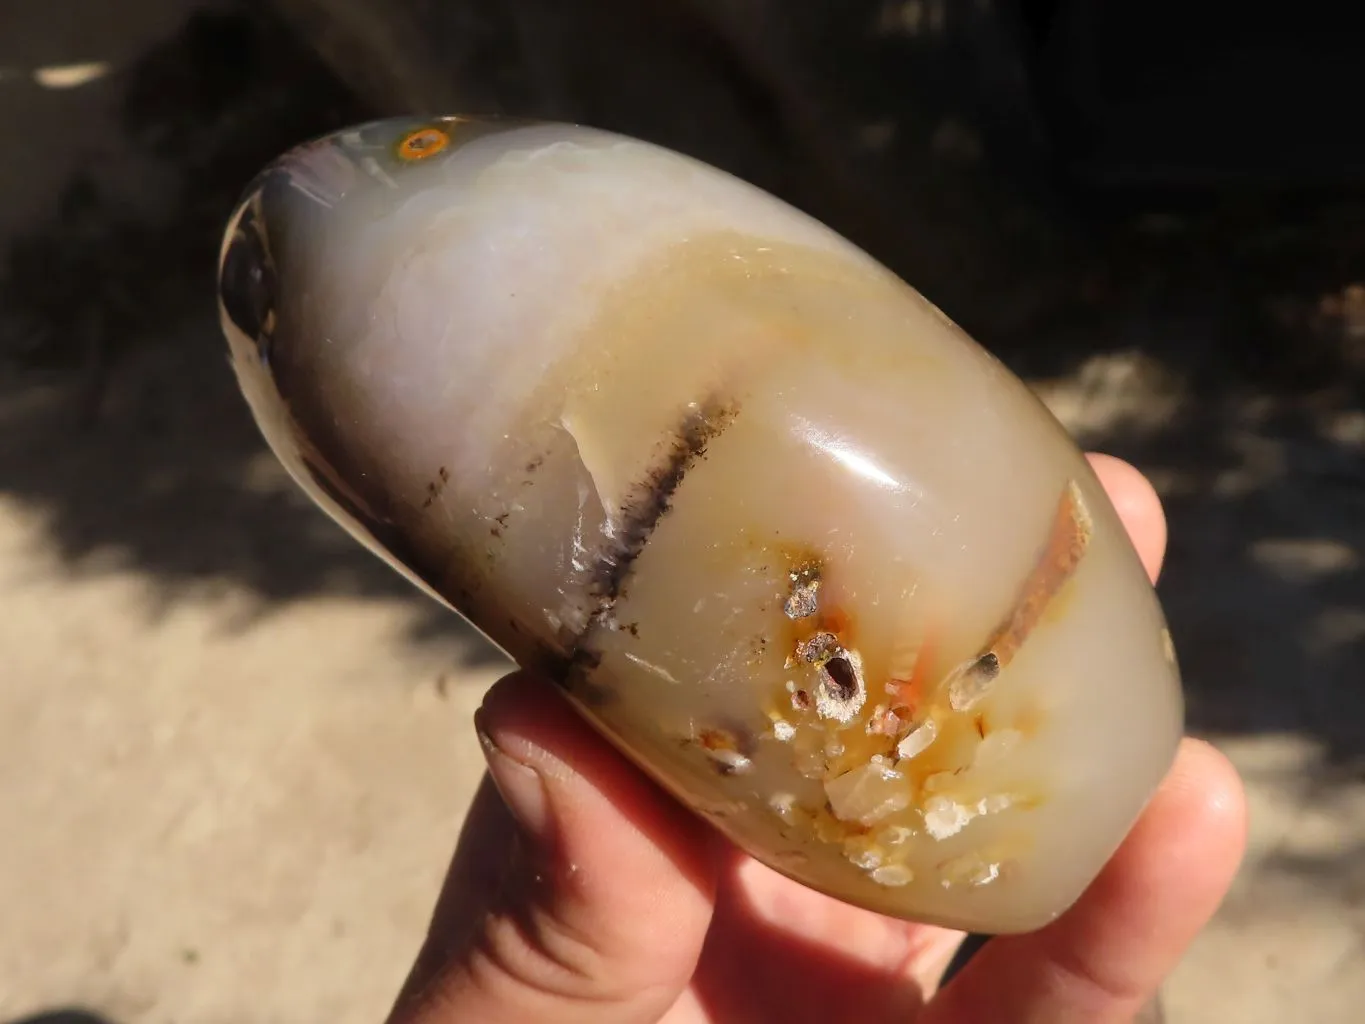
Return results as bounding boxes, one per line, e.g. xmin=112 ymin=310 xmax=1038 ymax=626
xmin=217 ymin=116 xmax=1183 ymax=933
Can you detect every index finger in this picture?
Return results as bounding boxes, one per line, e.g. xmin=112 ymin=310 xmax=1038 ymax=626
xmin=1087 ymin=453 xmax=1167 ymax=583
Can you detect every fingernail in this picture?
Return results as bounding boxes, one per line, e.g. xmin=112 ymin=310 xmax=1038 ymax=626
xmin=475 ymin=709 xmax=550 ymax=839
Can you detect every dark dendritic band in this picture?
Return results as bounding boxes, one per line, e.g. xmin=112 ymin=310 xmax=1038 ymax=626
xmin=557 ymin=400 xmax=739 ymax=692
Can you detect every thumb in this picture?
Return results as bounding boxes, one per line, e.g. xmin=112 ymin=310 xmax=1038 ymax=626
xmin=388 ymin=671 xmax=719 ymax=1024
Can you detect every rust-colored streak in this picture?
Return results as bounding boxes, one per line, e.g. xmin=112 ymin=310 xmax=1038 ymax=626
xmin=697 ymin=728 xmax=737 ymax=753
xmin=887 ymin=617 xmax=942 ymax=713
xmin=985 ymin=479 xmax=1093 ymax=668
xmin=817 ymin=606 xmax=854 ymax=642
xmin=396 ymin=127 xmax=450 ymax=161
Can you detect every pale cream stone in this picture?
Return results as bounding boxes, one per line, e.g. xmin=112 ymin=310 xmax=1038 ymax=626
xmin=216 ymin=115 xmax=1184 ymax=933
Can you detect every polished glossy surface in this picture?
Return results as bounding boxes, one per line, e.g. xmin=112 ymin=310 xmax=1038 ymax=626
xmin=218 ymin=116 xmax=1184 ymax=932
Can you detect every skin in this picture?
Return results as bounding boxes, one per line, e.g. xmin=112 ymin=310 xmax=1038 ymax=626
xmin=387 ymin=453 xmax=1248 ymax=1024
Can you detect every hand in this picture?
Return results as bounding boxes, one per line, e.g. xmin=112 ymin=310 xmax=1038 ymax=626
xmin=387 ymin=454 xmax=1248 ymax=1024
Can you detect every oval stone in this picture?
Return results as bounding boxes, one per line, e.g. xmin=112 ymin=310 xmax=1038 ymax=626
xmin=217 ymin=116 xmax=1183 ymax=933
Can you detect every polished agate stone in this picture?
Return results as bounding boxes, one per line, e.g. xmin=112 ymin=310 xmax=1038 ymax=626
xmin=217 ymin=116 xmax=1184 ymax=933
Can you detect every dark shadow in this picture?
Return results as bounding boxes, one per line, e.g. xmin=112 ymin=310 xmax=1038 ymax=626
xmin=5 ymin=1011 xmax=120 ymax=1024
xmin=0 ymin=2 xmax=505 ymax=666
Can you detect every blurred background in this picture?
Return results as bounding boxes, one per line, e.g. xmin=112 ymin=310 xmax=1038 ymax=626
xmin=2 ymin=1 xmax=1363 ymax=1021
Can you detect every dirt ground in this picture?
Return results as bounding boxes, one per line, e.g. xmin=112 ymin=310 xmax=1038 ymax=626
xmin=2 ymin=3 xmax=1364 ymax=1022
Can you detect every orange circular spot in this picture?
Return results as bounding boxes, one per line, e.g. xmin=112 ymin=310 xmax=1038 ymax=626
xmin=396 ymin=127 xmax=450 ymax=161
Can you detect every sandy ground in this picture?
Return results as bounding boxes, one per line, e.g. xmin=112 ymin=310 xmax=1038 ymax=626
xmin=2 ymin=4 xmax=1364 ymax=1022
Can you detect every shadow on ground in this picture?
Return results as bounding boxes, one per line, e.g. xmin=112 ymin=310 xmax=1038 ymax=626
xmin=0 ymin=3 xmax=504 ymax=664
xmin=3 ymin=3 xmax=1365 ymax=768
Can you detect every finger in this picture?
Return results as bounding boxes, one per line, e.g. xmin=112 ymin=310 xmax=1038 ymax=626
xmin=686 ymin=851 xmax=963 ymax=1019
xmin=925 ymin=737 xmax=1247 ymax=1024
xmin=388 ymin=671 xmax=718 ymax=1024
xmin=1087 ymin=452 xmax=1167 ymax=583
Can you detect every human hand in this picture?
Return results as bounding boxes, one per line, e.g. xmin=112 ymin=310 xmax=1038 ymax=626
xmin=387 ymin=454 xmax=1248 ymax=1024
